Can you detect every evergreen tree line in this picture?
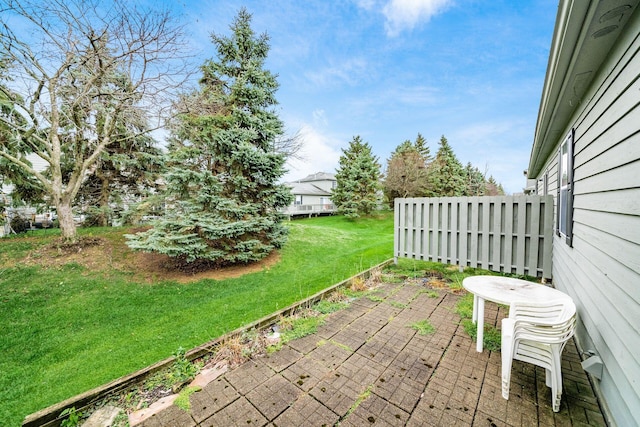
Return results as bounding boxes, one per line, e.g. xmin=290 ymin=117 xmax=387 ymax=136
xmin=332 ymin=133 xmax=505 ymax=218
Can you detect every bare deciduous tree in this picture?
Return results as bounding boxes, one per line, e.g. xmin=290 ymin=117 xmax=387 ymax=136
xmin=383 ymin=149 xmax=430 ymax=205
xmin=0 ymin=0 xmax=190 ymax=240
xmin=274 ymin=128 xmax=305 ymax=162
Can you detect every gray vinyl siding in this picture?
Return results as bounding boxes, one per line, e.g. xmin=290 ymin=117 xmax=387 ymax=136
xmin=293 ymin=194 xmax=326 ymax=206
xmin=536 ymin=12 xmax=640 ymax=426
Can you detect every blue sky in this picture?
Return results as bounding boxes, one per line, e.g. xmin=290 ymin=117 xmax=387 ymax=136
xmin=171 ymin=1 xmax=557 ymax=193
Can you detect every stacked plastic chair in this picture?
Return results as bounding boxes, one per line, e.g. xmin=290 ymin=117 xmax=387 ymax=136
xmin=501 ymin=298 xmax=577 ymax=412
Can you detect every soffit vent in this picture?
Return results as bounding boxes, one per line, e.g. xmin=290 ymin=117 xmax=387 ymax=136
xmin=599 ymin=4 xmax=633 ymax=22
xmin=592 ymin=4 xmax=633 ymax=38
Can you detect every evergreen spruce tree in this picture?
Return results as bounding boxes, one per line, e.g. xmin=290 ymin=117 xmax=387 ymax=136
xmin=77 ymin=131 xmax=164 ymax=227
xmin=463 ymin=162 xmax=486 ymax=196
xmin=126 ymin=8 xmax=293 ymax=268
xmin=427 ymin=135 xmax=466 ymax=196
xmin=333 ymin=136 xmax=382 ymax=218
xmin=413 ymin=133 xmax=431 ymax=159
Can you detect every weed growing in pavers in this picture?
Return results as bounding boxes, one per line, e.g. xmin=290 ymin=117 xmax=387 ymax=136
xmin=389 ymin=301 xmax=407 ymax=308
xmin=455 ymin=293 xmax=474 ymax=318
xmin=410 ymin=319 xmax=436 ymax=335
xmin=365 ymin=266 xmax=383 ymax=287
xmin=419 ymin=289 xmax=439 ymax=298
xmin=343 ymin=287 xmax=368 ymax=298
xmin=461 ymin=319 xmax=501 ymax=351
xmin=367 ymin=295 xmax=384 ymax=302
xmin=383 ymin=258 xmax=538 ymax=296
xmin=350 ymin=276 xmax=367 ymax=292
xmin=328 ymin=339 xmax=354 ymax=353
xmin=344 ymin=384 xmax=374 ymax=418
xmin=383 ymin=260 xmax=426 ymax=279
xmin=269 ymin=314 xmax=326 ymax=352
xmin=456 ymin=293 xmax=502 ymax=351
xmin=449 ymin=277 xmax=464 ymax=292
xmin=174 ymin=386 xmax=201 ymax=411
xmin=315 ymin=299 xmax=349 ymax=314
xmin=283 ymin=316 xmax=324 ymax=340
xmin=213 ymin=329 xmax=271 ymax=365
xmin=381 ymin=273 xmax=404 ymax=283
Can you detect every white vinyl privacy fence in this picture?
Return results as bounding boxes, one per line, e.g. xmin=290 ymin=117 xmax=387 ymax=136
xmin=394 ymin=196 xmax=554 ymax=278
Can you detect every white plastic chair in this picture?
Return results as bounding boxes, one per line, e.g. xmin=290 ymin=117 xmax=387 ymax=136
xmin=501 ymin=298 xmax=577 ymax=412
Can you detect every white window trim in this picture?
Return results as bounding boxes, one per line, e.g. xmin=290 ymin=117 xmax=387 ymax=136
xmin=557 ymin=129 xmax=574 ymax=246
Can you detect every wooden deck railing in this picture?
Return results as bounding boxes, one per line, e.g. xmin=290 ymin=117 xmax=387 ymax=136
xmin=280 ymin=204 xmax=336 ymax=218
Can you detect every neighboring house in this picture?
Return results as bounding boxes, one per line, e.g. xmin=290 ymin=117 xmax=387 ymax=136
xmin=528 ymin=1 xmax=639 ymax=425
xmin=282 ymin=172 xmax=336 ymax=217
xmin=1 ymin=154 xmax=57 ymax=236
xmin=1 ymin=153 xmax=48 ymax=199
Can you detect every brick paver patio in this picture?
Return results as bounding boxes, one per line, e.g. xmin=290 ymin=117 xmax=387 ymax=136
xmin=137 ymin=281 xmax=606 ymax=426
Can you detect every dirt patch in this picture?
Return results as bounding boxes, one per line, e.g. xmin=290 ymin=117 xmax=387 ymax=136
xmin=18 ymin=232 xmax=281 ymax=283
xmin=130 ymin=251 xmax=281 ymax=283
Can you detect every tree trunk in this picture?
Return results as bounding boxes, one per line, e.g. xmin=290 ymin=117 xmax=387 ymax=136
xmin=56 ymin=201 xmax=77 ymax=241
xmin=97 ymin=171 xmax=110 ymax=227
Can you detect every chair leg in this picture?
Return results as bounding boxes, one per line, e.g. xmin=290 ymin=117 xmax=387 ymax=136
xmin=501 ymin=333 xmax=514 ymax=400
xmin=551 ymin=349 xmax=564 ymax=412
xmin=502 ymin=365 xmax=511 ymax=399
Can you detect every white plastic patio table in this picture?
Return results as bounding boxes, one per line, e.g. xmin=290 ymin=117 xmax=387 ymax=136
xmin=462 ymin=275 xmax=572 ymax=352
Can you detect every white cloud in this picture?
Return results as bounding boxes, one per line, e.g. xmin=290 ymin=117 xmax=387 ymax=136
xmin=304 ymin=57 xmax=369 ymax=88
xmin=355 ymin=0 xmax=378 ymax=10
xmin=282 ymin=124 xmax=342 ymax=182
xmin=382 ymin=0 xmax=453 ymax=36
xmin=312 ymin=109 xmax=328 ymax=127
xmin=448 ymin=120 xmax=533 ymax=194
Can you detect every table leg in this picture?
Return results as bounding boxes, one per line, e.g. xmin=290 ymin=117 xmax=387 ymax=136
xmin=476 ymin=297 xmax=484 ymax=353
xmin=472 ymin=294 xmax=478 ymax=323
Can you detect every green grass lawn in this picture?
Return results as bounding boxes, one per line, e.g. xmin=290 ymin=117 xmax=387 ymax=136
xmin=0 ymin=212 xmax=394 ymax=426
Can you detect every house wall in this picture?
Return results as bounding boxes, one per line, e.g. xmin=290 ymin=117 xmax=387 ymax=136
xmin=295 ymin=194 xmax=330 ymax=206
xmin=535 ymin=12 xmax=640 ymax=426
xmin=306 ymin=179 xmax=335 ymax=193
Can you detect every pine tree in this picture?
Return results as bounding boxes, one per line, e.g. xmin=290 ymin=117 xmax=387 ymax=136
xmin=333 ymin=136 xmax=382 ymax=218
xmin=463 ymin=162 xmax=486 ymax=196
xmin=427 ymin=135 xmax=466 ymax=197
xmin=77 ymin=132 xmax=164 ymax=227
xmin=126 ymin=8 xmax=293 ymax=268
xmin=413 ymin=133 xmax=431 ymax=160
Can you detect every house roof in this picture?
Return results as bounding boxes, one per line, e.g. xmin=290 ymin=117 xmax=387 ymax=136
xmin=528 ymin=0 xmax=640 ymax=177
xmin=297 ymin=172 xmax=336 ymax=182
xmin=287 ymin=182 xmax=332 ymax=196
